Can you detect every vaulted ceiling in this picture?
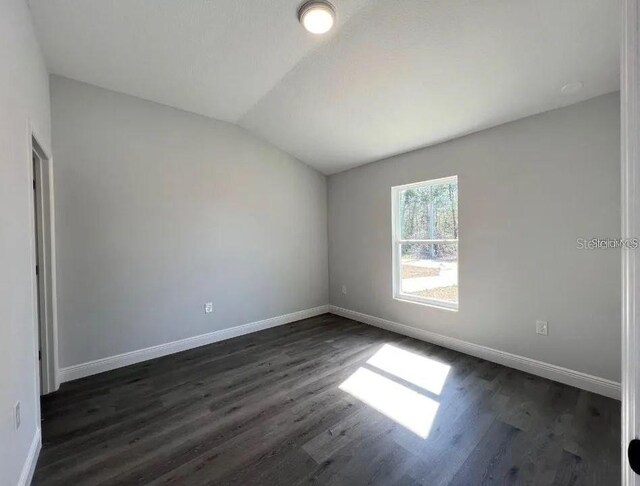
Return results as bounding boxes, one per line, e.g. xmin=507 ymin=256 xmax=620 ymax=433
xmin=29 ymin=0 xmax=620 ymax=174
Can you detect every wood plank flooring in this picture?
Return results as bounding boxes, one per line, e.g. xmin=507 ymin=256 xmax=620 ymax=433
xmin=33 ymin=313 xmax=620 ymax=485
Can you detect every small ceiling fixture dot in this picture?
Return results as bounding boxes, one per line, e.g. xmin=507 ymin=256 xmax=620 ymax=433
xmin=298 ymin=1 xmax=336 ymax=35
xmin=560 ymin=81 xmax=584 ymax=95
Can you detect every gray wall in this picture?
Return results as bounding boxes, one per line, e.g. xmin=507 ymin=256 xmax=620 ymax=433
xmin=328 ymin=93 xmax=621 ymax=382
xmin=51 ymin=76 xmax=328 ymax=368
xmin=0 ymin=0 xmax=51 ymax=483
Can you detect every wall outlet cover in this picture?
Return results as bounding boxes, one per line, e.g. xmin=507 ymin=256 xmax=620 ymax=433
xmin=536 ymin=320 xmax=549 ymax=336
xmin=15 ymin=401 xmax=20 ymax=430
xmin=204 ymin=302 xmax=213 ymax=314
xmin=341 ymin=285 xmax=347 ymax=295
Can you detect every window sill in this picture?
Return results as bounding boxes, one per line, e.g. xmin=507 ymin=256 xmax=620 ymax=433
xmin=393 ymin=295 xmax=459 ymax=312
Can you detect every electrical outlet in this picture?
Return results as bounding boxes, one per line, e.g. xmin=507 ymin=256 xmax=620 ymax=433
xmin=204 ymin=302 xmax=213 ymax=314
xmin=341 ymin=285 xmax=347 ymax=295
xmin=536 ymin=320 xmax=549 ymax=336
xmin=14 ymin=401 xmax=20 ymax=430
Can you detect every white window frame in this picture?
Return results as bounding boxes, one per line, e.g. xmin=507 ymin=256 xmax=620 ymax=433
xmin=391 ymin=175 xmax=459 ymax=311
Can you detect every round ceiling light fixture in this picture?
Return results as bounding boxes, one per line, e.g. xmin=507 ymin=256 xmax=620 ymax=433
xmin=560 ymin=81 xmax=584 ymax=95
xmin=298 ymin=1 xmax=336 ymax=34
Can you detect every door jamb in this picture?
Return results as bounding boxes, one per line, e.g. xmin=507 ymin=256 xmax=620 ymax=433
xmin=28 ymin=124 xmax=59 ymax=396
xmin=622 ymin=0 xmax=639 ymax=484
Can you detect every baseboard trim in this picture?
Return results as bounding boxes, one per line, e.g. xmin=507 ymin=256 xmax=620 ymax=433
xmin=18 ymin=428 xmax=41 ymax=486
xmin=59 ymin=305 xmax=330 ymax=383
xmin=329 ymin=305 xmax=621 ymax=400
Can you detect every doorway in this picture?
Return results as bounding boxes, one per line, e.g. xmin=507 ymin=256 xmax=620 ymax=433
xmin=31 ymin=136 xmax=58 ymax=395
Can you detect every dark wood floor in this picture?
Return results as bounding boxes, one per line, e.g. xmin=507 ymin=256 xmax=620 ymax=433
xmin=34 ymin=313 xmax=620 ymax=485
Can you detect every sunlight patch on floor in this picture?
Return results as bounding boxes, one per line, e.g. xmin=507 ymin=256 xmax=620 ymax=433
xmin=339 ymin=367 xmax=440 ymax=438
xmin=366 ymin=343 xmax=451 ymax=395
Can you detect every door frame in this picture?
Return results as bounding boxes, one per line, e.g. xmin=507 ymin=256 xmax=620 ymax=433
xmin=622 ymin=0 xmax=640 ymax=484
xmin=28 ymin=125 xmax=59 ymax=396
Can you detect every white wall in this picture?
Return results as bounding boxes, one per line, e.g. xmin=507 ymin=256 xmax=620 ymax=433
xmin=0 ymin=0 xmax=52 ymax=484
xmin=328 ymin=93 xmax=621 ymax=382
xmin=50 ymin=76 xmax=328 ymax=369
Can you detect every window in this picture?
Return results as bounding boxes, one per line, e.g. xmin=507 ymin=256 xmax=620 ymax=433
xmin=392 ymin=176 xmax=458 ymax=310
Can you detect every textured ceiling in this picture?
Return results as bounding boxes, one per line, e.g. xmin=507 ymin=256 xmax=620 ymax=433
xmin=29 ymin=0 xmax=620 ymax=174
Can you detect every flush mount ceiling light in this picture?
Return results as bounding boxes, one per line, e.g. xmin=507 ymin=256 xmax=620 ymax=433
xmin=560 ymin=81 xmax=584 ymax=95
xmin=298 ymin=1 xmax=336 ymax=34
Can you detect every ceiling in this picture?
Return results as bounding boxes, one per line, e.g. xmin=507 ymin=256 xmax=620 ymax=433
xmin=29 ymin=0 xmax=620 ymax=174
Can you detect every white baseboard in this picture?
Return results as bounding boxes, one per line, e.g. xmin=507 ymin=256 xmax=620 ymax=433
xmin=18 ymin=428 xmax=41 ymax=486
xmin=59 ymin=305 xmax=330 ymax=383
xmin=329 ymin=305 xmax=621 ymax=400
